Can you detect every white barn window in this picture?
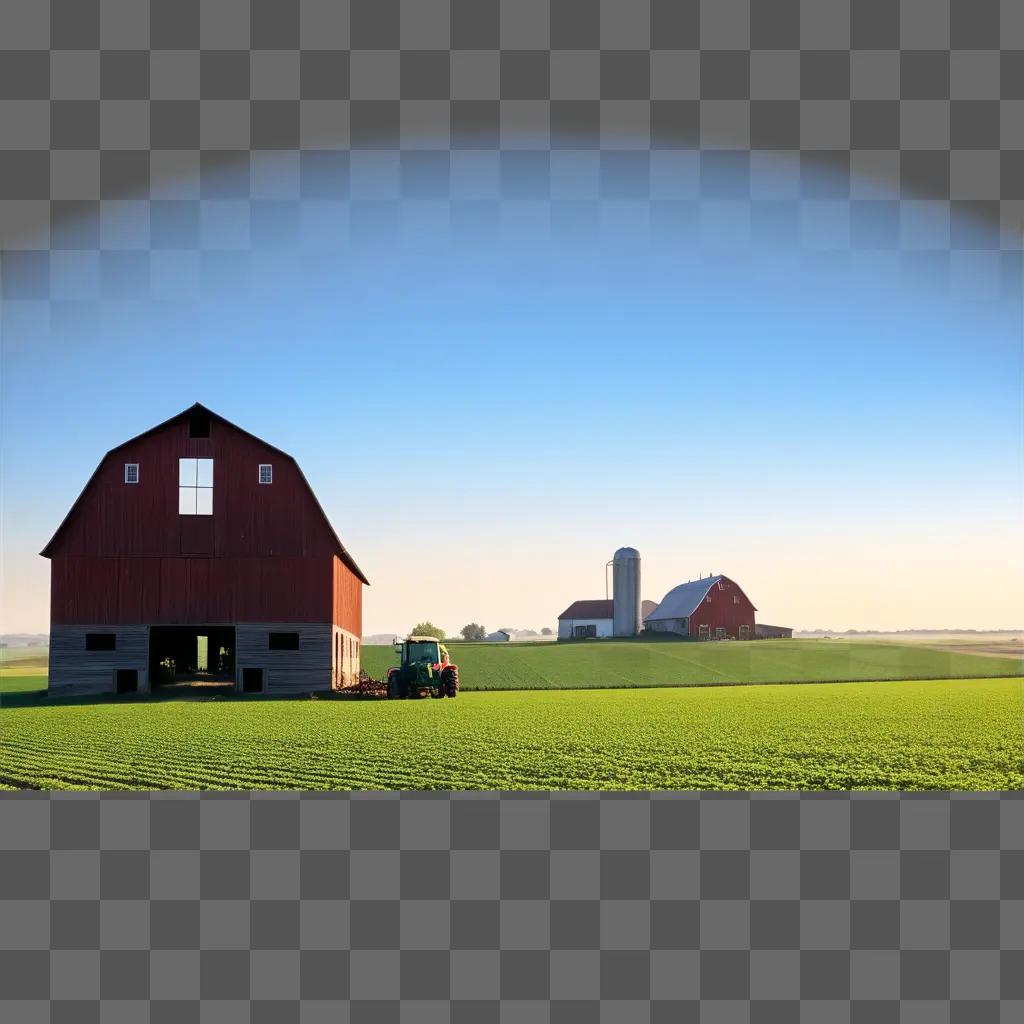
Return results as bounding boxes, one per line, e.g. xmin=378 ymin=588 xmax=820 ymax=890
xmin=179 ymin=458 xmax=213 ymax=515
xmin=124 ymin=463 xmax=139 ymax=484
xmin=259 ymin=464 xmax=273 ymax=484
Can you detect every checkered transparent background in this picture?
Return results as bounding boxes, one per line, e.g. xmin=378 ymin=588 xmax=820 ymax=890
xmin=1 ymin=2 xmax=1022 ymax=1018
xmin=0 ymin=0 xmax=1022 ymax=325
xmin=1 ymin=793 xmax=1022 ymax=1022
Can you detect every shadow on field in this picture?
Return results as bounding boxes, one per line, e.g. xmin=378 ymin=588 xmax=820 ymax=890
xmin=3 ymin=673 xmax=1021 ymax=711
xmin=0 ymin=689 xmax=371 ymax=710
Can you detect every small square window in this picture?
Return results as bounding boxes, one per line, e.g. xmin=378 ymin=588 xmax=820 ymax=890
xmin=124 ymin=463 xmax=139 ymax=484
xmin=116 ymin=669 xmax=138 ymax=693
xmin=259 ymin=464 xmax=273 ymax=484
xmin=86 ymin=632 xmax=116 ymax=651
xmin=268 ymin=631 xmax=300 ymax=651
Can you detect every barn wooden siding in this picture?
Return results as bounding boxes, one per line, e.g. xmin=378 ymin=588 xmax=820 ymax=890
xmin=47 ymin=417 xmax=340 ymax=561
xmin=235 ymin=622 xmax=333 ymax=694
xmin=45 ymin=411 xmax=365 ymax=630
xmin=688 ymin=577 xmax=756 ymax=639
xmin=50 ymin=556 xmax=332 ymax=624
xmin=332 ymin=555 xmax=362 ymax=636
xmin=48 ymin=415 xmax=342 ymax=561
xmin=48 ymin=624 xmax=149 ymax=696
xmin=48 ymin=622 xmax=361 ymax=697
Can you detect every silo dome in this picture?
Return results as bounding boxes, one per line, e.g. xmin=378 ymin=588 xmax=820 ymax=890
xmin=612 ymin=547 xmax=642 ymax=637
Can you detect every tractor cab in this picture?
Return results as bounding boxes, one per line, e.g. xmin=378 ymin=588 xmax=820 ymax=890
xmin=387 ymin=636 xmax=459 ymax=699
xmin=398 ymin=637 xmax=446 ymax=669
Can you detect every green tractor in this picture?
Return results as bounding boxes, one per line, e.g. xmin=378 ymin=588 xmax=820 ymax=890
xmin=386 ymin=636 xmax=459 ymax=699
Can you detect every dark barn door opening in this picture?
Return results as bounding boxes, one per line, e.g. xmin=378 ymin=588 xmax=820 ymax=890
xmin=149 ymin=626 xmax=235 ymax=692
xmin=115 ymin=669 xmax=138 ymax=694
xmin=242 ymin=667 xmax=264 ymax=693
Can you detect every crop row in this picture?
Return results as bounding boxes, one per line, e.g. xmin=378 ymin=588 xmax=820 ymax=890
xmin=1 ymin=677 xmax=1020 ymax=791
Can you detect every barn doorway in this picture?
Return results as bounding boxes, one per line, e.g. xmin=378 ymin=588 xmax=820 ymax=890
xmin=115 ymin=669 xmax=138 ymax=694
xmin=149 ymin=626 xmax=235 ymax=694
xmin=241 ymin=667 xmax=264 ymax=693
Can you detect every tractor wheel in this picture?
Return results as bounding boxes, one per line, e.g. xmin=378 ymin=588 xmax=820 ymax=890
xmin=442 ymin=666 xmax=459 ymax=698
xmin=387 ymin=674 xmax=400 ymax=700
xmin=431 ymin=685 xmax=444 ymax=698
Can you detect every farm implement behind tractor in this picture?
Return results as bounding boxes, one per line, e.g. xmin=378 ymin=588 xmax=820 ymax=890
xmin=341 ymin=635 xmax=459 ymax=700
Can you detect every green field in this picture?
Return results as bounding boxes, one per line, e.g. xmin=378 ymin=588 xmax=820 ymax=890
xmin=4 ymin=639 xmax=1018 ymax=700
xmin=1 ymin=678 xmax=1019 ymax=790
xmin=361 ymin=638 xmax=1022 ymax=689
xmin=0 ymin=663 xmax=48 ymax=697
xmin=0 ymin=675 xmax=47 ymax=695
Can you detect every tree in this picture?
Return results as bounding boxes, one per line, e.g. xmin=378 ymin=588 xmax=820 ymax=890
xmin=540 ymin=628 xmax=553 ymax=636
xmin=460 ymin=623 xmax=486 ymax=641
xmin=411 ymin=622 xmax=445 ymax=640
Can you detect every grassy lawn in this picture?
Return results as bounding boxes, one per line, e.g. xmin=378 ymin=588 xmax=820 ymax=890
xmin=0 ymin=677 xmax=1020 ymax=791
xmin=361 ymin=638 xmax=1022 ymax=689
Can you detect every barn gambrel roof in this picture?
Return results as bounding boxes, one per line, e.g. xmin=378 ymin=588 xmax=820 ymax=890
xmin=39 ymin=403 xmax=369 ymax=585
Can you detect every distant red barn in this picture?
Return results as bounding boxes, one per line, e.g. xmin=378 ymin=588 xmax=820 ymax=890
xmin=644 ymin=575 xmax=756 ymax=640
xmin=41 ymin=404 xmax=367 ymax=697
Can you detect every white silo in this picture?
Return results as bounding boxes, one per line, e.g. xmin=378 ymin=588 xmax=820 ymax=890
xmin=612 ymin=547 xmax=642 ymax=637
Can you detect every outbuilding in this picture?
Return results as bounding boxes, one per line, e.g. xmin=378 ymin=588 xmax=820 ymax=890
xmin=558 ymin=599 xmax=658 ymax=639
xmin=755 ymin=623 xmax=793 ymax=639
xmin=644 ymin=575 xmax=756 ymax=640
xmin=41 ymin=403 xmax=367 ymax=697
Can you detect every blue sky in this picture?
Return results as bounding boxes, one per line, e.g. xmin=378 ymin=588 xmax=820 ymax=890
xmin=2 ymin=153 xmax=1022 ymax=634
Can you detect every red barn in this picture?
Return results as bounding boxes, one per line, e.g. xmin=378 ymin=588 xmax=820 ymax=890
xmin=644 ymin=575 xmax=756 ymax=640
xmin=41 ymin=403 xmax=368 ymax=697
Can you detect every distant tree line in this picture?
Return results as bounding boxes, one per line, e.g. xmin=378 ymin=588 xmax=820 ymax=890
xmin=409 ymin=622 xmax=557 ymax=642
